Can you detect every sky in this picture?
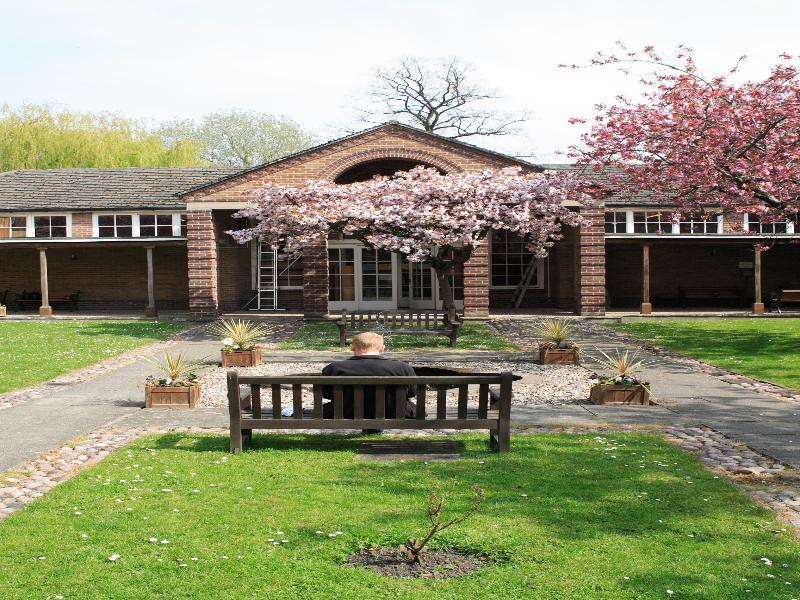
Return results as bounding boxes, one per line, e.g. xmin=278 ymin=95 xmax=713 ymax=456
xmin=1 ymin=0 xmax=798 ymax=161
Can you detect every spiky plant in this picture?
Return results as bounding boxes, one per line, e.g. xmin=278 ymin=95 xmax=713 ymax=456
xmin=208 ymin=318 xmax=272 ymax=351
xmin=537 ymin=318 xmax=575 ymax=348
xmin=144 ymin=352 xmax=206 ymax=385
xmin=595 ymin=347 xmax=647 ymax=383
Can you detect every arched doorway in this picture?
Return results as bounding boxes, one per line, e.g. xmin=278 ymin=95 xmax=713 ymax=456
xmin=327 ymin=159 xmax=463 ymax=312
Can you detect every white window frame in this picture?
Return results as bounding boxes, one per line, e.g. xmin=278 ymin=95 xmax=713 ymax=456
xmin=488 ymin=230 xmax=546 ymax=290
xmin=29 ymin=213 xmax=72 ymax=238
xmin=0 ymin=214 xmax=31 ymax=239
xmin=677 ymin=213 xmax=723 ymax=235
xmin=92 ymin=212 xmax=186 ymax=238
xmin=604 ymin=211 xmax=630 ymax=234
xmin=744 ymin=212 xmax=796 ymax=235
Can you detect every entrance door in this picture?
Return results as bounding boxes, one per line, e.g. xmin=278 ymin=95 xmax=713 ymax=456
xmin=328 ymin=242 xmax=398 ymax=311
xmin=409 ymin=261 xmax=436 ymax=309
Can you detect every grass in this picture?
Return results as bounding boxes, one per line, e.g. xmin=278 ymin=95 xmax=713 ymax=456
xmin=278 ymin=322 xmax=518 ymax=351
xmin=0 ymin=433 xmax=798 ymax=599
xmin=608 ymin=318 xmax=800 ymax=389
xmin=0 ymin=320 xmax=192 ymax=393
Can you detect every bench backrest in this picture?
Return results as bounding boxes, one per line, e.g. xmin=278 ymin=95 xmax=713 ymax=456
xmin=227 ymin=372 xmax=512 ymax=424
xmin=339 ymin=310 xmax=458 ymax=331
xmin=781 ymin=290 xmax=800 ymax=301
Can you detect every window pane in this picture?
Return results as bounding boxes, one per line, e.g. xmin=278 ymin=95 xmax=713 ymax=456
xmin=140 ymin=225 xmax=156 ymax=237
xmin=116 ymin=215 xmax=132 ymax=226
xmin=139 ymin=215 xmax=155 ymax=226
xmin=98 ymin=215 xmax=114 ymax=227
xmin=34 ymin=216 xmax=50 ymax=237
xmin=98 ymin=226 xmax=114 ymax=237
xmin=117 ymin=226 xmax=133 ymax=238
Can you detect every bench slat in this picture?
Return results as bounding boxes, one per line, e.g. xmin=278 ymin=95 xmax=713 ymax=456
xmin=251 ymin=384 xmax=261 ymax=419
xmin=416 ymin=384 xmax=427 ymax=420
xmin=240 ymin=418 xmax=497 ymax=430
xmin=354 ymin=385 xmax=364 ymax=420
xmin=375 ymin=386 xmax=386 ymax=419
xmin=313 ymin=385 xmax=323 ymax=419
xmin=478 ymin=384 xmax=489 ymax=419
xmin=334 ymin=386 xmax=344 ymax=420
xmin=292 ymin=384 xmax=303 ymax=420
xmin=457 ymin=385 xmax=468 ymax=420
xmin=437 ymin=387 xmax=447 ymax=419
xmin=271 ymin=384 xmax=281 ymax=419
xmin=396 ymin=385 xmax=406 ymax=420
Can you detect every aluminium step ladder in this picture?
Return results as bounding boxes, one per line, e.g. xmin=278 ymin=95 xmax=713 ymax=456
xmin=254 ymin=241 xmax=280 ymax=311
xmin=508 ymin=256 xmax=540 ymax=308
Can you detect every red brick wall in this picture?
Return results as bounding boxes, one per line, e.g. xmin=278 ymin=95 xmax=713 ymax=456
xmin=186 ymin=211 xmax=217 ymax=317
xmin=574 ymin=207 xmax=606 ymax=315
xmin=0 ymin=246 xmax=188 ymax=311
xmin=463 ymin=244 xmax=489 ymax=316
xmin=185 ymin=126 xmax=530 ymax=318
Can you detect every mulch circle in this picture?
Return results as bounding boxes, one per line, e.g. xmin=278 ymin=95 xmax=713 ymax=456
xmin=347 ymin=546 xmax=490 ymax=579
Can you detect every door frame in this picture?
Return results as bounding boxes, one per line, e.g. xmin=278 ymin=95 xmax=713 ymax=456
xmin=328 ymin=240 xmax=399 ymax=311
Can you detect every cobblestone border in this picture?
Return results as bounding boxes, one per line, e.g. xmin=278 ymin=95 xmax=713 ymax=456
xmin=3 ymin=423 xmax=799 ymax=531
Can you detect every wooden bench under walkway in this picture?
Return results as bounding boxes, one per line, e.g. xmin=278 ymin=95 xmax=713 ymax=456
xmin=227 ymin=371 xmax=514 ymax=453
xmin=770 ymin=289 xmax=800 ymax=313
xmin=336 ymin=310 xmax=462 ymax=347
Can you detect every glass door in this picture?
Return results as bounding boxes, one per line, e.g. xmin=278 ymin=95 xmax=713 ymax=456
xmin=409 ymin=261 xmax=436 ymax=309
xmin=328 ymin=246 xmax=357 ymax=310
xmin=359 ymin=248 xmax=397 ymax=310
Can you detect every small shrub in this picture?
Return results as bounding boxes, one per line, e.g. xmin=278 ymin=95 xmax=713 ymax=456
xmin=537 ymin=318 xmax=578 ymax=350
xmin=592 ymin=347 xmax=648 ymax=385
xmin=208 ymin=318 xmax=273 ymax=351
xmin=144 ymin=351 xmax=205 ymax=386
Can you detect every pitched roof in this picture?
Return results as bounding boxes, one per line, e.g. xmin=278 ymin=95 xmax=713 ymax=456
xmin=0 ymin=167 xmax=241 ymax=211
xmin=178 ymin=121 xmax=544 ymax=196
xmin=541 ymin=163 xmax=661 ymax=207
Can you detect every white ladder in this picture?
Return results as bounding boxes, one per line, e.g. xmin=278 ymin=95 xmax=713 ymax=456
xmin=255 ymin=241 xmax=278 ymax=311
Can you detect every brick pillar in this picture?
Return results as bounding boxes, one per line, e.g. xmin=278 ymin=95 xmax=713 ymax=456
xmin=303 ymin=239 xmax=329 ymax=319
xmin=574 ymin=206 xmax=606 ymax=316
xmin=187 ymin=210 xmax=219 ymax=318
xmin=463 ymin=243 xmax=490 ymax=318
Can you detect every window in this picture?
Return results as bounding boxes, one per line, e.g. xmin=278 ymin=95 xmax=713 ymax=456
xmin=361 ymin=248 xmax=393 ymax=299
xmin=328 ymin=248 xmax=356 ymax=301
xmin=34 ymin=215 xmax=67 ymax=238
xmin=0 ymin=215 xmax=27 ymax=239
xmin=490 ymin=230 xmax=544 ymax=289
xmin=277 ymin=256 xmax=303 ymax=288
xmin=139 ymin=214 xmax=174 ymax=237
xmin=633 ymin=211 xmax=673 ymax=234
xmin=678 ymin=214 xmax=721 ymax=234
xmin=746 ymin=214 xmax=795 ymax=234
xmin=604 ymin=211 xmax=628 ymax=234
xmin=97 ymin=214 xmax=133 ymax=238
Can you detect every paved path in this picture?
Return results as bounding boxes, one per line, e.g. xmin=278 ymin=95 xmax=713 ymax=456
xmin=2 ymin=321 xmax=799 ymax=471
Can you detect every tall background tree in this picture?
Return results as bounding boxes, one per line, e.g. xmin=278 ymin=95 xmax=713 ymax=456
xmin=358 ymin=57 xmax=527 ymax=139
xmin=230 ymin=166 xmax=588 ymax=320
xmin=0 ymin=104 xmax=202 ymax=171
xmin=157 ymin=110 xmax=316 ymax=168
xmin=566 ymin=44 xmax=800 ymax=222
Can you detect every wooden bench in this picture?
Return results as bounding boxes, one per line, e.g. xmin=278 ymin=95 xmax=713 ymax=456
xmin=770 ymin=289 xmax=800 ymax=313
xmin=336 ymin=310 xmax=462 ymax=348
xmin=227 ymin=371 xmax=513 ymax=453
xmin=678 ymin=286 xmax=741 ymax=307
xmin=15 ymin=291 xmax=80 ymax=311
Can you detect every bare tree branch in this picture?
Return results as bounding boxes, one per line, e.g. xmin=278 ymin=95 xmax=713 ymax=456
xmin=357 ymin=57 xmax=527 ymax=139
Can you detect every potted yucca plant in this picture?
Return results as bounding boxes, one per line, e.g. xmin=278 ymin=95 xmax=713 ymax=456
xmin=143 ymin=352 xmax=205 ymax=408
xmin=537 ymin=319 xmax=580 ymax=365
xmin=208 ymin=318 xmax=271 ymax=367
xmin=589 ymin=347 xmax=651 ymax=406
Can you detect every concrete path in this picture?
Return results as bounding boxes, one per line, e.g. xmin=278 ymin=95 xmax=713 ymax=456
xmin=2 ymin=321 xmax=799 ymax=471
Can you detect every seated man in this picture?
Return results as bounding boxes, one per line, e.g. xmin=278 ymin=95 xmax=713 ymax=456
xmin=321 ymin=332 xmax=416 ymax=430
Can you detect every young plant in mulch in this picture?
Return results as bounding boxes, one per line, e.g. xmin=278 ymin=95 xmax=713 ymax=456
xmin=208 ymin=318 xmax=273 ymax=367
xmin=537 ymin=318 xmax=581 ymax=364
xmin=349 ymin=479 xmax=490 ymax=579
xmin=589 ymin=347 xmax=651 ymax=405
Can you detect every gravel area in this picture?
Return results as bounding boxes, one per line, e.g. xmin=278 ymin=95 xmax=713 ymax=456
xmin=197 ymin=361 xmax=593 ymax=408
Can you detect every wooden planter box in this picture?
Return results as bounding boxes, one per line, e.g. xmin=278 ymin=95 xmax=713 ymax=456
xmin=145 ymin=383 xmax=200 ymax=408
xmin=540 ymin=347 xmax=580 ymax=365
xmin=221 ymin=348 xmax=262 ymax=367
xmin=590 ymin=383 xmax=651 ymax=406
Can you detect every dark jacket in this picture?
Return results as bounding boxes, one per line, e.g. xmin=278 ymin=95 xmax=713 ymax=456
xmin=321 ymin=355 xmax=416 ymax=419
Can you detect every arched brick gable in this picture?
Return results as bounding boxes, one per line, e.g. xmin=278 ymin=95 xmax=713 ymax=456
xmin=320 ymin=147 xmax=463 ymax=180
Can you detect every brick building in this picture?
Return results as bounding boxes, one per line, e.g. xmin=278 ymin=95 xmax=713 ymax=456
xmin=0 ymin=122 xmax=797 ymax=318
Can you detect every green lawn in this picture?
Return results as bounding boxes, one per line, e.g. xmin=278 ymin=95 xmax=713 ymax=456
xmin=278 ymin=322 xmax=518 ymax=351
xmin=1 ymin=433 xmax=797 ymax=599
xmin=0 ymin=320 xmax=191 ymax=393
xmin=608 ymin=318 xmax=800 ymax=389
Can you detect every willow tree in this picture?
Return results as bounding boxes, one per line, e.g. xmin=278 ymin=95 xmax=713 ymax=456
xmin=0 ymin=104 xmax=202 ymax=171
xmin=230 ymin=166 xmax=589 ymax=320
